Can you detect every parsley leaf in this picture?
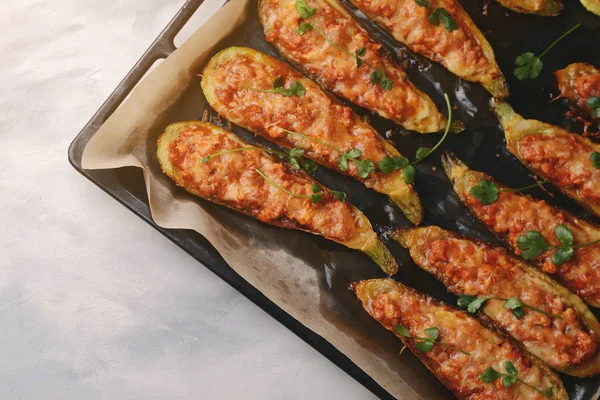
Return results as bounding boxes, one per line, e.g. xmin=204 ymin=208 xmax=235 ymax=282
xmin=555 ymin=224 xmax=573 ymax=247
xmin=331 ymin=190 xmax=347 ymax=202
xmin=275 ymin=80 xmax=305 ymax=96
xmin=470 ymin=179 xmax=499 ymax=205
xmin=370 ymin=69 xmax=384 ymax=85
xmin=502 ymin=375 xmax=517 ymax=388
xmin=429 ymin=8 xmax=458 ymax=32
xmin=355 ymin=159 xmax=375 ymax=178
xmin=591 ymin=152 xmax=600 ymax=169
xmin=457 ymin=295 xmax=489 ymax=313
xmin=337 ymin=155 xmax=349 ymax=172
xmin=481 ymin=367 xmax=501 ymax=384
xmin=514 ymin=52 xmax=543 ymax=80
xmin=300 ymin=158 xmax=319 ymax=173
xmin=504 ymin=297 xmax=525 ymax=320
xmin=552 ymin=247 xmax=574 ymax=265
xmin=378 ymin=156 xmax=409 ymax=174
xmin=295 ymin=0 xmax=316 ymax=18
xmin=457 ymin=294 xmax=477 ymax=309
xmin=587 ymin=96 xmax=600 ymax=110
xmin=424 ymin=327 xmax=439 ymax=340
xmin=395 ymin=324 xmax=411 ymax=337
xmin=415 ymin=147 xmax=432 ymax=160
xmin=402 ymin=165 xmax=416 ymax=184
xmin=289 ymin=148 xmax=305 ymax=158
xmin=414 ymin=0 xmax=430 ymax=7
xmin=504 ymin=361 xmax=518 ymax=375
xmin=416 ymin=340 xmax=434 ymax=352
xmin=517 ymin=231 xmax=551 ymax=260
xmin=513 ymin=23 xmax=580 ymax=80
xmin=296 ymin=22 xmax=313 ymax=35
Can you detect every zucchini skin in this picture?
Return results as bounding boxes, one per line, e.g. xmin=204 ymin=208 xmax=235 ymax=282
xmin=580 ymin=0 xmax=600 ymax=15
xmin=347 ymin=0 xmax=509 ymax=98
xmin=257 ymin=0 xmax=464 ymax=134
xmin=352 ymin=279 xmax=568 ymax=399
xmin=555 ymin=63 xmax=600 ymax=122
xmin=201 ymin=46 xmax=423 ymax=225
xmin=442 ymin=151 xmax=600 ymax=308
xmin=491 ymin=99 xmax=600 ymax=218
xmin=494 ymin=0 xmax=563 ymax=16
xmin=391 ymin=225 xmax=600 ymax=377
xmin=157 ymin=121 xmax=398 ymax=275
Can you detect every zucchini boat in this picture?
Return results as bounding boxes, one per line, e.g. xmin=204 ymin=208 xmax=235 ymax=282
xmin=555 ymin=63 xmax=600 ymax=121
xmin=201 ymin=47 xmax=423 ymax=225
xmin=581 ymin=0 xmax=600 ymax=16
xmin=157 ymin=121 xmax=398 ymax=274
xmin=391 ymin=225 xmax=600 ymax=376
xmin=442 ymin=152 xmax=600 ymax=308
xmin=491 ymin=99 xmax=600 ymax=217
xmin=352 ymin=279 xmax=568 ymax=399
xmin=494 ymin=0 xmax=563 ymax=16
xmin=347 ymin=0 xmax=509 ymax=97
xmin=258 ymin=0 xmax=464 ymax=134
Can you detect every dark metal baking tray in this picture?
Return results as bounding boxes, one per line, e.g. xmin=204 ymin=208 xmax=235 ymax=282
xmin=69 ymin=0 xmax=600 ymax=398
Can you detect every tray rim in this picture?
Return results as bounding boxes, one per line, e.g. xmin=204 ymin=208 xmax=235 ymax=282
xmin=67 ymin=1 xmax=394 ymax=398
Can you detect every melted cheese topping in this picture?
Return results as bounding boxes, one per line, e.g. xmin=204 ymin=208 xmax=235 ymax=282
xmin=497 ymin=0 xmax=554 ymax=13
xmin=556 ymin=62 xmax=600 ymax=119
xmin=362 ymin=287 xmax=556 ymax=399
xmin=422 ymin=237 xmax=597 ymax=370
xmin=349 ymin=0 xmax=499 ymax=83
xmin=167 ymin=125 xmax=370 ymax=243
xmin=462 ymin=174 xmax=600 ymax=305
xmin=207 ymin=54 xmax=390 ymax=178
xmin=258 ymin=0 xmax=447 ymax=133
xmin=519 ymin=134 xmax=600 ymax=206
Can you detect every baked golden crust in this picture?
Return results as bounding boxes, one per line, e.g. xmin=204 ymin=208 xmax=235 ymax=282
xmin=157 ymin=121 xmax=398 ymax=274
xmin=580 ymin=0 xmax=600 ymax=15
xmin=257 ymin=0 xmax=462 ymax=134
xmin=494 ymin=0 xmax=563 ymax=16
xmin=201 ymin=47 xmax=423 ymax=225
xmin=392 ymin=224 xmax=600 ymax=376
xmin=555 ymin=63 xmax=600 ymax=120
xmin=491 ymin=99 xmax=600 ymax=218
xmin=442 ymin=152 xmax=600 ymax=309
xmin=348 ymin=0 xmax=508 ymax=97
xmin=352 ymin=279 xmax=568 ymax=399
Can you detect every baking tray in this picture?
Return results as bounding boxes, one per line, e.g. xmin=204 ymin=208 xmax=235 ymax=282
xmin=69 ymin=0 xmax=600 ymax=398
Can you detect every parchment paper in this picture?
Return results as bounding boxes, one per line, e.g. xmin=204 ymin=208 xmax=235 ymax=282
xmin=81 ymin=0 xmax=600 ymax=398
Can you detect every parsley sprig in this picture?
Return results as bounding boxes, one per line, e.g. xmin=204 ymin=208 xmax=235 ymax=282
xmin=458 ymin=295 xmax=563 ymax=320
xmin=587 ymin=96 xmax=600 ymax=119
xmin=201 ymin=145 xmax=317 ymax=173
xmin=514 ymin=23 xmax=580 ymax=80
xmin=277 ymin=127 xmax=375 ymax=178
xmin=482 ymin=361 xmax=554 ymax=398
xmin=517 ymin=224 xmax=600 ymax=265
xmin=470 ymin=178 xmax=547 ymax=205
xmin=255 ymin=168 xmax=346 ymax=203
xmin=294 ymin=0 xmax=393 ymax=90
xmin=591 ymin=151 xmax=600 ymax=169
xmin=377 ymin=93 xmax=453 ymax=183
xmin=242 ymin=77 xmax=305 ymax=97
xmin=414 ymin=0 xmax=458 ymax=32
xmin=395 ymin=325 xmax=470 ymax=355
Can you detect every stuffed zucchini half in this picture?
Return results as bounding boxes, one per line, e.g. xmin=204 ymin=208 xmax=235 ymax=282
xmin=201 ymin=47 xmax=423 ymax=225
xmin=348 ymin=0 xmax=509 ymax=97
xmin=442 ymin=152 xmax=600 ymax=308
xmin=352 ymin=279 xmax=568 ymax=399
xmin=494 ymin=0 xmax=563 ymax=16
xmin=555 ymin=63 xmax=600 ymax=121
xmin=391 ymin=225 xmax=600 ymax=376
xmin=581 ymin=0 xmax=600 ymax=16
xmin=157 ymin=121 xmax=398 ymax=275
xmin=258 ymin=0 xmax=464 ymax=134
xmin=491 ymin=99 xmax=600 ymax=218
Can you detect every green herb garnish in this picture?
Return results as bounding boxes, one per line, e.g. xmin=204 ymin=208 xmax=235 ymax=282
xmin=414 ymin=0 xmax=458 ymax=32
xmin=277 ymin=127 xmax=375 ymax=178
xmin=517 ymin=224 xmax=600 ymax=265
xmin=587 ymin=96 xmax=600 ymax=119
xmin=591 ymin=151 xmax=600 ymax=169
xmin=378 ymin=93 xmax=453 ymax=183
xmin=458 ymin=295 xmax=563 ymax=320
xmin=481 ymin=361 xmax=554 ymax=398
xmin=202 ymin=145 xmax=316 ymax=173
xmin=470 ymin=178 xmax=547 ymax=205
xmin=294 ymin=0 xmax=392 ymax=91
xmin=394 ymin=325 xmax=470 ymax=355
xmin=255 ymin=168 xmax=345 ymax=203
xmin=242 ymin=77 xmax=305 ymax=97
xmin=514 ymin=24 xmax=580 ymax=80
